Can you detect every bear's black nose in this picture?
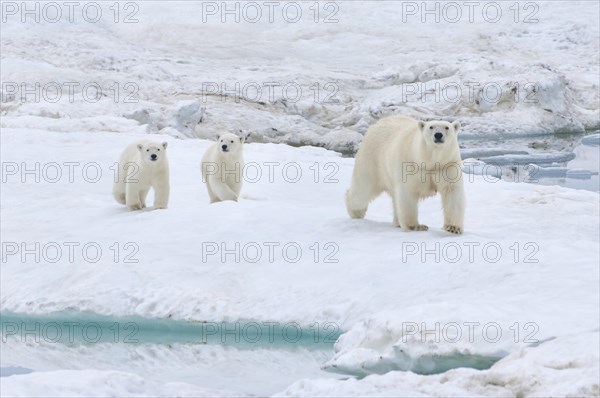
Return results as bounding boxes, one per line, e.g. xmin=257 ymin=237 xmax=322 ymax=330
xmin=151 ymin=154 xmax=157 ymax=160
xmin=222 ymin=145 xmax=228 ymax=150
xmin=434 ymin=132 xmax=443 ymax=140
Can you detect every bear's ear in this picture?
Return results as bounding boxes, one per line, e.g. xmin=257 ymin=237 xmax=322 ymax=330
xmin=216 ymin=134 xmax=221 ymax=141
xmin=162 ymin=142 xmax=168 ymax=149
xmin=417 ymin=121 xmax=425 ymax=131
xmin=452 ymin=121 xmax=461 ymax=133
xmin=239 ymin=136 xmax=245 ymax=143
xmin=137 ymin=143 xmax=144 ymax=151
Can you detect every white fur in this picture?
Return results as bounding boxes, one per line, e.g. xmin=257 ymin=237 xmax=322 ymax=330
xmin=345 ymin=115 xmax=465 ymax=234
xmin=201 ymin=133 xmax=245 ymax=203
xmin=112 ymin=140 xmax=170 ymax=210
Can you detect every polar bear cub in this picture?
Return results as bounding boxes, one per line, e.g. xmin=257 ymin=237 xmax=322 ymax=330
xmin=201 ymin=133 xmax=245 ymax=203
xmin=346 ymin=115 xmax=465 ymax=234
xmin=113 ymin=140 xmax=170 ymax=210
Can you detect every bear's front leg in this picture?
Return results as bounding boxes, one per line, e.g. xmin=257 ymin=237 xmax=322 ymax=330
xmin=153 ymin=181 xmax=170 ymax=209
xmin=393 ymin=188 xmax=428 ymax=231
xmin=139 ymin=189 xmax=149 ymax=209
xmin=441 ymin=183 xmax=465 ymax=234
xmin=125 ymin=182 xmax=143 ymax=211
xmin=209 ymin=177 xmax=239 ymax=202
xmin=206 ymin=183 xmax=219 ymax=204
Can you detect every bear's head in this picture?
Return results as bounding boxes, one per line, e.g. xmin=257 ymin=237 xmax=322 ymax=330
xmin=137 ymin=141 xmax=168 ymax=164
xmin=216 ymin=133 xmax=245 ymax=156
xmin=418 ymin=120 xmax=460 ymax=147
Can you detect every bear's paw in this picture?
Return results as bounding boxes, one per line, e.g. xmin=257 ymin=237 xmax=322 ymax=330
xmin=408 ymin=224 xmax=429 ymax=231
xmin=444 ymin=225 xmax=463 ymax=235
xmin=128 ymin=202 xmax=143 ymax=211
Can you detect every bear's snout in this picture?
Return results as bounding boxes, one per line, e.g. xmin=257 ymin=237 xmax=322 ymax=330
xmin=221 ymin=144 xmax=228 ymax=152
xmin=434 ymin=132 xmax=444 ymax=143
xmin=150 ymin=154 xmax=157 ymax=161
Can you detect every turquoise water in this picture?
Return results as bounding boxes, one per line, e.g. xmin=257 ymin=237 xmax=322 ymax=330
xmin=0 ymin=312 xmax=340 ymax=349
xmin=0 ymin=311 xmax=343 ymax=394
xmin=1 ymin=311 xmax=507 ymax=394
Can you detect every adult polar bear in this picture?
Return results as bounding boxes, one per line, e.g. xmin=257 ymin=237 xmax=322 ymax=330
xmin=346 ymin=115 xmax=465 ymax=234
xmin=113 ymin=140 xmax=170 ymax=210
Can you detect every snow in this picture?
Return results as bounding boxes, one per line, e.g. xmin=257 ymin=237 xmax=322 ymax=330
xmin=1 ymin=128 xmax=599 ymax=395
xmin=1 ymin=1 xmax=599 ymax=151
xmin=1 ymin=369 xmax=250 ymax=398
xmin=2 ymin=0 xmax=600 ymax=396
xmin=277 ymin=333 xmax=599 ymax=397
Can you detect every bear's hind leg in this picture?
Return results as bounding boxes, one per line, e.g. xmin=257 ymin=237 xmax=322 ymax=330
xmin=113 ymin=192 xmax=126 ymax=205
xmin=345 ymin=182 xmax=378 ymax=219
xmin=112 ymin=178 xmax=126 ymax=205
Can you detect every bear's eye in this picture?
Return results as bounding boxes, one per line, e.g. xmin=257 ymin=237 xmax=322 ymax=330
xmin=230 ymin=140 xmax=234 ymax=143
xmin=158 ymin=148 xmax=160 ymax=151
xmin=146 ymin=149 xmax=149 ymax=152
xmin=429 ymin=126 xmax=434 ymax=130
xmin=445 ymin=126 xmax=449 ymax=130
